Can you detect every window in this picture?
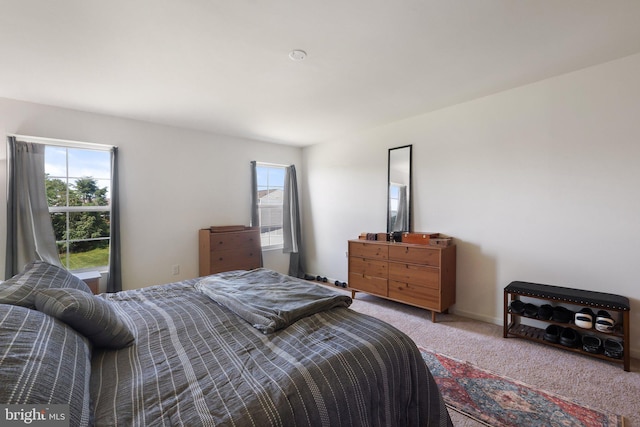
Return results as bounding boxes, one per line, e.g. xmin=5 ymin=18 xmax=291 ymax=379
xmin=256 ymin=163 xmax=286 ymax=249
xmin=44 ymin=144 xmax=112 ymax=271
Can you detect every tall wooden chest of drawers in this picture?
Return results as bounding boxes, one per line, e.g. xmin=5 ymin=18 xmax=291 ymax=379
xmin=348 ymin=239 xmax=456 ymax=322
xmin=199 ymin=227 xmax=262 ymax=276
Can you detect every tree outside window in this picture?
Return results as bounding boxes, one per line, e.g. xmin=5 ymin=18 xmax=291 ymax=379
xmin=45 ymin=146 xmax=112 ymax=271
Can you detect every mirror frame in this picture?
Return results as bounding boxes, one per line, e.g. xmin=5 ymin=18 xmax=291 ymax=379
xmin=387 ymin=144 xmax=412 ymax=234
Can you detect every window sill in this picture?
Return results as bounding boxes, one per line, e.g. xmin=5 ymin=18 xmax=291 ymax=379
xmin=73 ymin=271 xmax=101 ymax=294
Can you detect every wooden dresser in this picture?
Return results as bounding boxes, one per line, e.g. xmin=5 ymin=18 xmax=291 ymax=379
xmin=199 ymin=226 xmax=262 ymax=276
xmin=348 ymin=239 xmax=456 ymax=322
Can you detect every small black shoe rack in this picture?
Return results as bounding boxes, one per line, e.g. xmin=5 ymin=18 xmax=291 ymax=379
xmin=503 ymin=281 xmax=630 ymax=372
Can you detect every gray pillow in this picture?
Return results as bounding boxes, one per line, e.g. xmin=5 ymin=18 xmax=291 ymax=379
xmin=0 ymin=303 xmax=92 ymax=426
xmin=0 ymin=260 xmax=92 ymax=308
xmin=35 ymin=288 xmax=135 ymax=349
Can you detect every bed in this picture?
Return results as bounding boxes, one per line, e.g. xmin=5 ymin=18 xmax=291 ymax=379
xmin=0 ymin=261 xmax=452 ymax=426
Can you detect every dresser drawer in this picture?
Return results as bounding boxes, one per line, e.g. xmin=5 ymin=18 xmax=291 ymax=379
xmin=388 ymin=262 xmax=439 ymax=288
xmin=349 ymin=257 xmax=388 ymax=278
xmin=349 ymin=272 xmax=388 ymax=297
xmin=349 ymin=241 xmax=389 ymax=260
xmin=210 ymin=230 xmax=260 ymax=250
xmin=209 ymin=248 xmax=261 ymax=274
xmin=389 ymin=245 xmax=440 ymax=267
xmin=389 ymin=280 xmax=441 ymax=309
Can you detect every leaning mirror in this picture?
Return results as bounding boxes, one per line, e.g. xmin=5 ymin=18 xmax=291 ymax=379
xmin=387 ymin=144 xmax=412 ymax=233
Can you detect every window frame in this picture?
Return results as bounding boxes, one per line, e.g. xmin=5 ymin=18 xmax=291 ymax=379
xmin=256 ymin=162 xmax=286 ymax=251
xmin=38 ymin=137 xmax=114 ymax=273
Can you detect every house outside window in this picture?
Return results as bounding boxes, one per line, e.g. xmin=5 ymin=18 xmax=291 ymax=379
xmin=44 ymin=145 xmax=112 ymax=271
xmin=256 ymin=163 xmax=285 ymax=249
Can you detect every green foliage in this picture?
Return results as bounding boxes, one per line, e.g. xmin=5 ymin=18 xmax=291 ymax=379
xmin=75 ymin=177 xmax=108 ymax=205
xmin=46 ymin=177 xmax=69 ymax=206
xmin=46 ymin=175 xmax=110 ymax=260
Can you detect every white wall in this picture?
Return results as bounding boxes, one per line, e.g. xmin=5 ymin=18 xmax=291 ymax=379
xmin=0 ymin=98 xmax=301 ymax=289
xmin=2 ymin=53 xmax=638 ymax=357
xmin=302 ymin=53 xmax=640 ymax=358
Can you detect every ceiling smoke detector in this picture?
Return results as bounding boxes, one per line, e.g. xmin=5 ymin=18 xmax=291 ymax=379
xmin=288 ymin=50 xmax=307 ymax=61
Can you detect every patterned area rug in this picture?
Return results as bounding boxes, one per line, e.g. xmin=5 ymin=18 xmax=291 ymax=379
xmin=419 ymin=347 xmax=623 ymax=427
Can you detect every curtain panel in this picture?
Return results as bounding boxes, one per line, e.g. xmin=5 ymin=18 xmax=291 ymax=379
xmin=283 ymin=165 xmax=306 ymax=278
xmin=249 ymin=161 xmax=264 ymax=267
xmin=250 ymin=161 xmax=259 ymax=228
xmin=107 ymin=147 xmax=122 ymax=292
xmin=5 ymin=137 xmax=61 ymax=278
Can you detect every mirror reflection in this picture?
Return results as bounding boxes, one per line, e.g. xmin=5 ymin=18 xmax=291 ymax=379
xmin=387 ymin=145 xmax=412 ymax=233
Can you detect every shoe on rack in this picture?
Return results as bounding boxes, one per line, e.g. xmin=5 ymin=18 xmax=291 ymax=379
xmin=582 ymin=335 xmax=603 ymax=354
xmin=510 ymin=300 xmax=525 ymax=314
xmin=595 ymin=310 xmax=615 ymax=333
xmin=604 ymin=338 xmax=624 ymax=359
xmin=537 ymin=304 xmax=554 ymax=320
xmin=523 ymin=303 xmax=539 ymax=317
xmin=552 ymin=306 xmax=574 ymax=323
xmin=575 ymin=308 xmax=594 ymax=329
xmin=543 ymin=324 xmax=563 ymax=344
xmin=560 ymin=328 xmax=581 ymax=348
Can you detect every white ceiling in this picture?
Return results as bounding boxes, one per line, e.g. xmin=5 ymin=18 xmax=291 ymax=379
xmin=2 ymin=1 xmax=640 ymax=147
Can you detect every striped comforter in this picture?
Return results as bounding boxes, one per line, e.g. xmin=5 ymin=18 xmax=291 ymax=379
xmin=91 ymin=272 xmax=451 ymax=426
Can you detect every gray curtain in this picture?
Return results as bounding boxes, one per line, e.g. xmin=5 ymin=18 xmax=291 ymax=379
xmin=283 ymin=165 xmax=306 ymax=278
xmin=5 ymin=137 xmax=61 ymax=278
xmin=107 ymin=147 xmax=122 ymax=292
xmin=250 ymin=161 xmax=259 ymax=228
xmin=249 ymin=161 xmax=264 ymax=267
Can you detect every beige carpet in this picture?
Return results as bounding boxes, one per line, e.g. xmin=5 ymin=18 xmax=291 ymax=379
xmin=343 ymin=291 xmax=639 ymax=426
